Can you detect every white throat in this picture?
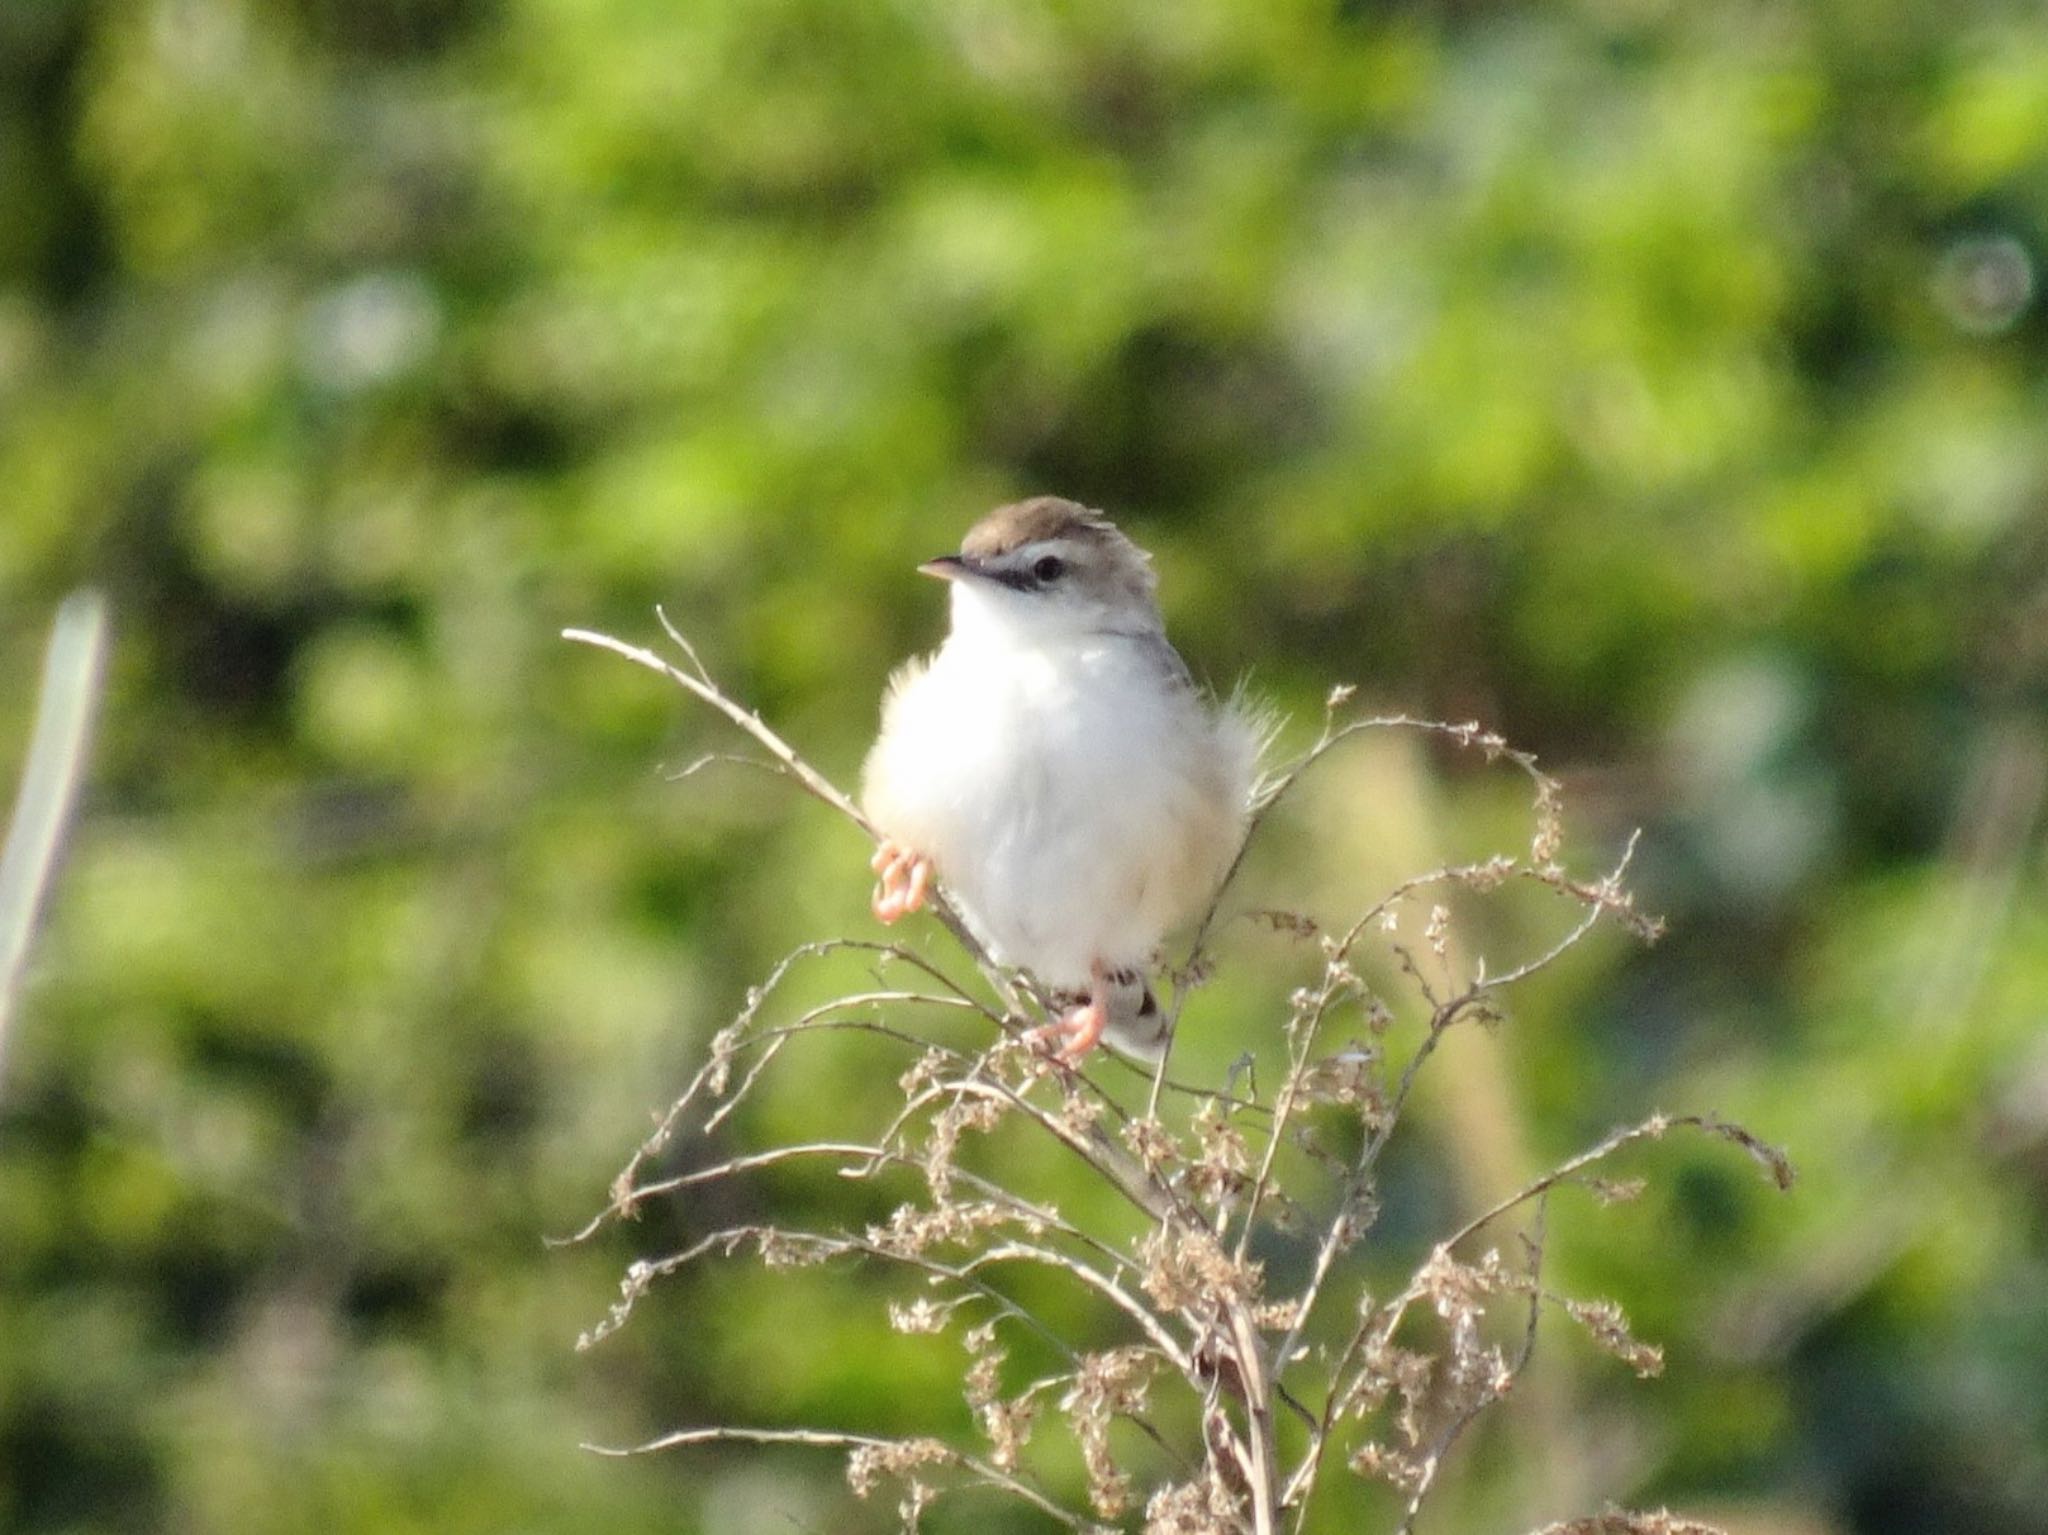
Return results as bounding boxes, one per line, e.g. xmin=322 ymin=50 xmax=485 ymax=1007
xmin=944 ymin=578 xmax=1160 ymax=655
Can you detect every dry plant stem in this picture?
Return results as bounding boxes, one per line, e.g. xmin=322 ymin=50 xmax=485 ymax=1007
xmin=1262 ymin=832 xmax=1653 ymax=1393
xmin=1149 ymin=706 xmax=1561 ymax=1124
xmin=617 ymin=1129 xmax=1202 ymax=1472
xmin=564 ymin=1016 xmax=1151 ymax=1249
xmin=1283 ymin=1112 xmax=1789 ymax=1522
xmin=961 ymin=1241 xmax=1194 ymax=1372
xmin=1388 ymin=1201 xmax=1549 ymax=1535
xmin=570 ymin=624 xmax=1788 ymax=1535
xmin=706 ymin=994 xmax=985 ymax=1141
xmin=586 ymin=1426 xmax=1090 ymax=1530
xmin=563 ymin=620 xmax=1007 ymax=1003
xmin=585 ymin=1217 xmax=1156 ymax=1381
xmin=1230 ymin=1303 xmax=1282 ymax=1535
xmin=933 ymin=1074 xmax=1175 ymax=1222
xmin=586 ymin=1217 xmax=1198 ymax=1474
xmin=1435 ymin=1112 xmax=1794 ymax=1254
xmin=555 ymin=983 xmax=991 ymax=1243
xmin=574 ymin=1053 xmax=1191 ymax=1372
xmin=607 ymin=1142 xmax=1138 ymax=1285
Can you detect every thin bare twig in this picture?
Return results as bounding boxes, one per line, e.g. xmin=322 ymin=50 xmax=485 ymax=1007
xmin=563 ymin=621 xmax=1018 ymax=1003
xmin=586 ymin=1425 xmax=1090 ymax=1530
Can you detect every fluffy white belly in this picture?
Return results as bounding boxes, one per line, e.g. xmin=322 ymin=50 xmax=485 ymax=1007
xmin=863 ymin=634 xmax=1240 ymax=988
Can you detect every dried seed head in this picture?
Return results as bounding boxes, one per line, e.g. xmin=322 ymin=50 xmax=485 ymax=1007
xmin=1588 ymin=1175 xmax=1648 ymax=1205
xmin=886 ymin=1296 xmax=953 ymax=1335
xmin=1348 ymin=1439 xmax=1427 ymax=1497
xmin=868 ymin=1199 xmax=1017 ymax=1258
xmin=1565 ymin=1298 xmax=1664 ymax=1378
xmin=1143 ymin=1472 xmax=1245 ymax=1534
xmin=898 ymin=1047 xmax=949 ymax=1097
xmin=922 ymin=1092 xmax=1006 ymax=1197
xmin=1425 ymin=904 xmax=1452 ymax=962
xmin=1299 ymin=1045 xmax=1382 ymax=1111
xmin=962 ymin=1322 xmax=1005 ymax=1407
xmin=705 ymin=1023 xmax=742 ymax=1097
xmin=1188 ymin=1100 xmax=1250 ymax=1205
xmin=845 ymin=1438 xmax=951 ymax=1500
xmin=756 ymin=1230 xmax=829 ymax=1269
xmin=1139 ymin=1225 xmax=1264 ymax=1314
xmin=1056 ymin=1082 xmax=1106 ymax=1137
xmin=1531 ymin=775 xmax=1564 ymax=865
xmin=977 ymin=1395 xmax=1037 ymax=1472
xmin=1060 ymin=1349 xmax=1155 ymax=1519
xmin=1122 ymin=1115 xmax=1177 ymax=1174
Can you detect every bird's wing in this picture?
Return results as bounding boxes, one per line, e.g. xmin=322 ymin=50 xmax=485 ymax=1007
xmin=1130 ymin=630 xmax=1198 ymax=696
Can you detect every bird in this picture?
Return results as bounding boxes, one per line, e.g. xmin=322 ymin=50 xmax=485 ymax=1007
xmin=859 ymin=497 xmax=1264 ymax=1064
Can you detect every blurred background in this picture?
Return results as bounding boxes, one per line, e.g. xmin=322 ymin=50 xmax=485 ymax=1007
xmin=3 ymin=0 xmax=2047 ymax=1530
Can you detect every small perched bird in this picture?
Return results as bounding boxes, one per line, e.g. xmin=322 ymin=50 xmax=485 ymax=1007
xmin=860 ymin=497 xmax=1263 ymax=1063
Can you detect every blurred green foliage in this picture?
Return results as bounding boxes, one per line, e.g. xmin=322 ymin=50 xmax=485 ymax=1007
xmin=3 ymin=0 xmax=2046 ymax=1530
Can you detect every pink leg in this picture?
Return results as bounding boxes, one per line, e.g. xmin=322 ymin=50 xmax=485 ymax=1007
xmin=1027 ymin=960 xmax=1111 ymax=1064
xmin=869 ymin=838 xmax=934 ymax=924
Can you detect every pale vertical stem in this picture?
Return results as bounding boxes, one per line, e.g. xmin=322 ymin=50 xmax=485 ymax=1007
xmin=1227 ymin=1299 xmax=1281 ymax=1535
xmin=0 ymin=591 xmax=111 ymax=1074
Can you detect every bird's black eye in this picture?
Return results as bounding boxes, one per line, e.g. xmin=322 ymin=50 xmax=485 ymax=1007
xmin=1032 ymin=555 xmax=1066 ymax=583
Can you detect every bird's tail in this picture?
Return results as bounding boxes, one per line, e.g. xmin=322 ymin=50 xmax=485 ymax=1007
xmin=1099 ymin=967 xmax=1170 ymax=1065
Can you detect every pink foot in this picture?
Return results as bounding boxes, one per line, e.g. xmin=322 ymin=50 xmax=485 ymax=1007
xmin=1028 ymin=961 xmax=1110 ymax=1064
xmin=870 ymin=838 xmax=933 ymax=924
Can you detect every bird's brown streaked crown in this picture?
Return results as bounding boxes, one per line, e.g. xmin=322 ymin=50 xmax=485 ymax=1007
xmin=959 ymin=496 xmax=1118 ymax=560
xmin=956 ymin=496 xmax=1159 ymax=608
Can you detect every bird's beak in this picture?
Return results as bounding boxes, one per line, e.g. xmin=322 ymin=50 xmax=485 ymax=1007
xmin=918 ymin=555 xmax=970 ymax=581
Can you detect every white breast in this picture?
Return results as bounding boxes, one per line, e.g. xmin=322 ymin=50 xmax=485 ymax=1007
xmin=861 ymin=626 xmax=1255 ymax=990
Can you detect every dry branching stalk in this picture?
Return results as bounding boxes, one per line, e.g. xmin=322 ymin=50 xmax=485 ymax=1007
xmin=562 ymin=618 xmax=1793 ymax=1535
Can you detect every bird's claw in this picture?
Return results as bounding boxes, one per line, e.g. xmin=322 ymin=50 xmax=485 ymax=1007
xmin=1026 ymin=968 xmax=1109 ymax=1064
xmin=870 ymin=839 xmax=933 ymax=924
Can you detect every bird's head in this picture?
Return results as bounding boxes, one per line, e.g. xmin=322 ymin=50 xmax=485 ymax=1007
xmin=920 ymin=497 xmax=1162 ymax=644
